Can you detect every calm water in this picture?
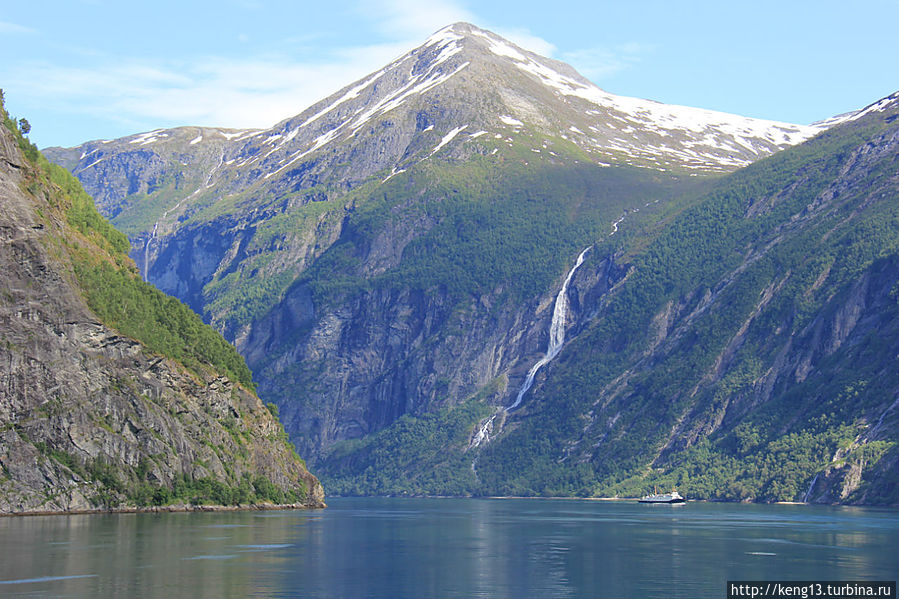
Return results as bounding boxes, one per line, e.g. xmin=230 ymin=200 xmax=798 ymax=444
xmin=0 ymin=498 xmax=896 ymax=598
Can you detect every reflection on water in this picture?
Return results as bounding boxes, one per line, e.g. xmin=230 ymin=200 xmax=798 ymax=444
xmin=0 ymin=499 xmax=896 ymax=598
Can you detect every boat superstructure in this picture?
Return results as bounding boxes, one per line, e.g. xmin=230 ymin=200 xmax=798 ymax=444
xmin=638 ymin=490 xmax=685 ymax=504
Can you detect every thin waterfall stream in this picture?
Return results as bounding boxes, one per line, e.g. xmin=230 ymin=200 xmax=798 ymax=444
xmin=803 ymin=473 xmax=820 ymax=503
xmin=142 ymin=222 xmax=159 ymax=281
xmin=507 ymin=245 xmax=591 ymax=411
xmin=469 ymin=245 xmax=591 ymax=450
xmin=140 ymin=149 xmax=225 ymax=281
xmin=468 ymin=212 xmax=629 ymax=452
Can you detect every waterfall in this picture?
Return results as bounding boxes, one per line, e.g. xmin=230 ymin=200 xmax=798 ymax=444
xmin=507 ymin=246 xmax=591 ymax=411
xmin=470 ymin=209 xmax=647 ymax=449
xmin=468 ymin=246 xmax=592 ymax=450
xmin=142 ymin=221 xmax=159 ymax=282
xmin=468 ymin=413 xmax=498 ymax=450
xmin=871 ymin=395 xmax=899 ymax=436
xmin=803 ymin=473 xmax=820 ymax=503
xmin=140 ymin=178 xmax=208 ymax=282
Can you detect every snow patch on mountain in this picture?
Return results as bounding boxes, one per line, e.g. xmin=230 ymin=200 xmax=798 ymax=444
xmin=349 ymin=61 xmax=470 ymax=134
xmin=128 ymin=130 xmax=167 ymax=145
xmin=455 ymin=23 xmax=824 ymax=166
xmin=300 ymin=69 xmax=388 ymax=128
xmin=431 ymin=125 xmax=468 ymax=156
xmin=500 ymin=115 xmax=524 ymax=127
xmin=424 ymin=25 xmax=465 ymax=48
xmin=813 ymin=92 xmax=899 ymax=128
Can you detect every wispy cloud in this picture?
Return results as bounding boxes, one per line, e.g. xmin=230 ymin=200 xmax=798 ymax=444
xmin=357 ymin=0 xmax=475 ymax=38
xmin=561 ymin=42 xmax=655 ymax=82
xmin=0 ymin=20 xmax=36 ymax=35
xmin=3 ymin=0 xmax=644 ymax=145
xmin=490 ymin=26 xmax=557 ymax=58
xmin=5 ymin=0 xmax=481 ymax=141
xmin=6 ymin=52 xmax=407 ymax=138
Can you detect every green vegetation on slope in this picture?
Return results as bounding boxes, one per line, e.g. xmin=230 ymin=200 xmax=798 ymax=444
xmin=72 ymin=261 xmax=255 ymax=388
xmin=315 ymin=104 xmax=899 ymax=504
xmin=303 ymin=152 xmax=694 ymax=307
xmin=474 ymin=112 xmax=899 ymax=502
xmin=1 ymin=92 xmax=255 ymax=390
xmin=33 ymin=443 xmax=308 ymax=507
xmin=321 ymin=399 xmax=492 ymax=496
xmin=193 ymin=134 xmax=701 ymax=339
xmin=308 ymin=151 xmax=707 ymax=495
xmin=201 ymin=192 xmax=346 ymax=331
xmin=1 ymin=93 xmax=320 ymax=512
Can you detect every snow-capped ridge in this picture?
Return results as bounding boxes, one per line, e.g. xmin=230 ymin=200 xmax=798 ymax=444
xmin=55 ymin=21 xmax=860 ymax=204
xmin=812 ymin=91 xmax=899 ymax=128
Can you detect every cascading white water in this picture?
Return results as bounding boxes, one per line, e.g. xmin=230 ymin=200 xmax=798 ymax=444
xmin=803 ymin=472 xmax=820 ymax=503
xmin=142 ymin=221 xmax=159 ymax=282
xmin=469 ymin=246 xmax=592 ymax=450
xmin=507 ymin=246 xmax=591 ymax=411
xmin=470 ymin=213 xmax=640 ymax=448
xmin=468 ymin=413 xmax=498 ymax=450
xmin=140 ymin=164 xmax=218 ymax=282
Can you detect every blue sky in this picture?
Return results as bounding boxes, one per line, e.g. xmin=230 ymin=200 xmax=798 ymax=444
xmin=2 ymin=0 xmax=896 ymax=148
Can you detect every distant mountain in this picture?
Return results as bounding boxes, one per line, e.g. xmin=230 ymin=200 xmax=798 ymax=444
xmin=44 ymin=22 xmax=827 ymax=295
xmin=45 ymin=24 xmax=899 ymax=505
xmin=43 ymin=22 xmax=826 ymax=455
xmin=0 ymin=96 xmax=324 ymax=513
xmin=324 ymin=91 xmax=899 ymax=505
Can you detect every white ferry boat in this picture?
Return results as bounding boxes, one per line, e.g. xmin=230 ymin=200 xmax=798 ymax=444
xmin=638 ymin=489 xmax=685 ymax=504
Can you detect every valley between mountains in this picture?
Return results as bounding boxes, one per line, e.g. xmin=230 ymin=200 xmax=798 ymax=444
xmin=44 ymin=23 xmax=899 ymax=505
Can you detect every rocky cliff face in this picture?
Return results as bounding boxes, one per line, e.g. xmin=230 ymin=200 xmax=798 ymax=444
xmin=0 ymin=110 xmax=324 ymax=513
xmin=42 ymin=24 xmax=830 ymax=469
xmin=39 ymin=24 xmax=897 ymax=504
xmin=242 ymin=235 xmax=627 ymax=461
xmin=464 ymin=94 xmax=899 ymax=504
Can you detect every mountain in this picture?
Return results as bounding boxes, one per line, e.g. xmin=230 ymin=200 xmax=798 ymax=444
xmin=43 ymin=23 xmax=827 ymax=461
xmin=44 ymin=22 xmax=827 ymax=320
xmin=0 ymin=96 xmax=324 ymax=513
xmin=324 ymin=91 xmax=899 ymax=504
xmin=43 ymin=24 xmax=898 ymax=505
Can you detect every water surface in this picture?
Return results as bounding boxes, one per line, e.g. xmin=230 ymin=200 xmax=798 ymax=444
xmin=0 ymin=498 xmax=895 ymax=598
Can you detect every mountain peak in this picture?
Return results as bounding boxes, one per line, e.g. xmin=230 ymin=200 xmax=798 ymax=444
xmin=258 ymin=21 xmax=824 ymax=175
xmin=47 ymin=23 xmax=835 ymax=248
xmin=430 ymin=21 xmax=480 ymax=35
xmin=52 ymin=22 xmax=829 ymax=192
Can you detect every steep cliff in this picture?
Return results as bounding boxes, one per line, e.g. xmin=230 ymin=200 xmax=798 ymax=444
xmin=40 ymin=25 xmax=897 ymax=505
xmin=316 ymin=93 xmax=899 ymax=505
xmin=43 ymin=24 xmax=824 ymax=465
xmin=0 ymin=99 xmax=324 ymax=513
xmin=469 ymin=93 xmax=899 ymax=504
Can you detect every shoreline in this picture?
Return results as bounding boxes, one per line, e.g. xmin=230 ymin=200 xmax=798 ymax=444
xmin=0 ymin=501 xmax=327 ymax=518
xmin=328 ymin=495 xmax=898 ymax=508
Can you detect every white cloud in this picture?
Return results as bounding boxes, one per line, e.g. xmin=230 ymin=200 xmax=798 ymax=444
xmin=490 ymin=26 xmax=557 ymax=58
xmin=357 ymin=0 xmax=475 ymax=38
xmin=0 ymin=20 xmax=36 ymax=35
xmin=2 ymin=1 xmax=644 ymax=146
xmin=5 ymin=0 xmax=483 ymax=143
xmin=4 ymin=37 xmax=429 ymax=138
xmin=561 ymin=43 xmax=654 ymax=82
